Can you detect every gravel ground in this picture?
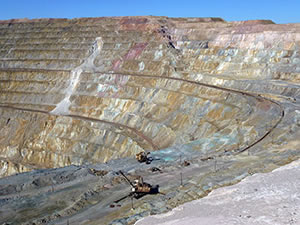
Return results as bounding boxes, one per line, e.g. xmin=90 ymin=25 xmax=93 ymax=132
xmin=136 ymin=159 xmax=300 ymax=225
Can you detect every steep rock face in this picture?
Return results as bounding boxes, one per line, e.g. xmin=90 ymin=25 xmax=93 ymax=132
xmin=0 ymin=17 xmax=299 ymax=177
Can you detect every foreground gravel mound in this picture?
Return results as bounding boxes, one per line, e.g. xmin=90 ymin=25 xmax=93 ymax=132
xmin=136 ymin=159 xmax=300 ymax=225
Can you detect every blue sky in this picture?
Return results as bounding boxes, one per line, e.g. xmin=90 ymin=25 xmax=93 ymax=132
xmin=0 ymin=0 xmax=299 ymax=24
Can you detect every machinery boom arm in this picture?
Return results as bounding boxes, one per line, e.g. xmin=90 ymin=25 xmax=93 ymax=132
xmin=119 ymin=170 xmax=135 ymax=188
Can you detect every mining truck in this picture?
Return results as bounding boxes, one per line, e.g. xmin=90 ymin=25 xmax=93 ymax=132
xmin=136 ymin=151 xmax=152 ymax=164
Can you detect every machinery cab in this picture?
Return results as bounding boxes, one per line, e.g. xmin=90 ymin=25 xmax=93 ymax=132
xmin=136 ymin=151 xmax=152 ymax=164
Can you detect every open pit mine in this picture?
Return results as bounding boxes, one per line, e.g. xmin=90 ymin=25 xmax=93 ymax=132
xmin=0 ymin=16 xmax=299 ymax=225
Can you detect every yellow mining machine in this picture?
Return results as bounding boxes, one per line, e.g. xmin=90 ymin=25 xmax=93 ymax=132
xmin=119 ymin=170 xmax=155 ymax=196
xmin=113 ymin=170 xmax=160 ymax=204
xmin=136 ymin=151 xmax=152 ymax=164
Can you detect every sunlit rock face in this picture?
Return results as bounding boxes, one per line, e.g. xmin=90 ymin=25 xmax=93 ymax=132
xmin=0 ymin=17 xmax=299 ymax=177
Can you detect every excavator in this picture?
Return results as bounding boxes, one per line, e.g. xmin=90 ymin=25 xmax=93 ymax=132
xmin=119 ymin=170 xmax=158 ymax=196
xmin=113 ymin=170 xmax=160 ymax=204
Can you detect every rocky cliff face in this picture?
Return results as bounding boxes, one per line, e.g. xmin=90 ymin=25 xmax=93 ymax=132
xmin=0 ymin=16 xmax=300 ymax=225
xmin=0 ymin=17 xmax=299 ymax=178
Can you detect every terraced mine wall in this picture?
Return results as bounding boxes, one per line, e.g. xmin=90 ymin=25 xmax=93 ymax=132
xmin=0 ymin=16 xmax=299 ymax=225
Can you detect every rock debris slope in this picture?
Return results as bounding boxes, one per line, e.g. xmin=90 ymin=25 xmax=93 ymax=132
xmin=0 ymin=16 xmax=299 ymax=225
xmin=136 ymin=159 xmax=300 ymax=225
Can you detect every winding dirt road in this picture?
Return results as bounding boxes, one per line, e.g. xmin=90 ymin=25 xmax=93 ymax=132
xmin=0 ymin=68 xmax=285 ymax=160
